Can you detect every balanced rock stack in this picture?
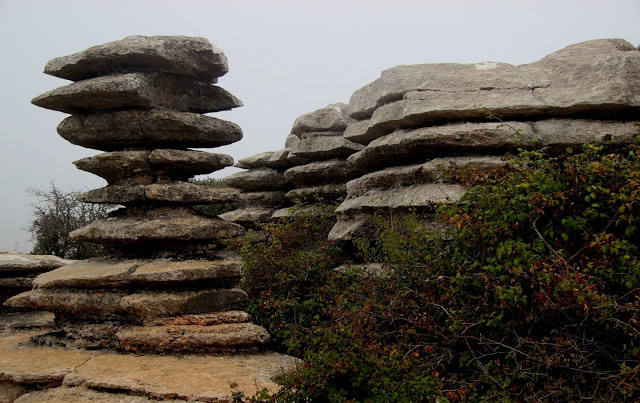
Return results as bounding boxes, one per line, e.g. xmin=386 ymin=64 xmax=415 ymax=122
xmin=5 ymin=36 xmax=272 ymax=354
xmin=279 ymin=103 xmax=364 ymax=216
xmin=220 ymin=149 xmax=292 ymax=225
xmin=329 ymin=38 xmax=640 ymax=241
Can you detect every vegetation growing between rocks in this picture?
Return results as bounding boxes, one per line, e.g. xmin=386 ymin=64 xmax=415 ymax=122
xmin=240 ymin=137 xmax=640 ymax=401
xmin=190 ymin=176 xmax=239 ymax=217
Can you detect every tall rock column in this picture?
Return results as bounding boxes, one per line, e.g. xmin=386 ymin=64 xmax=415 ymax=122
xmin=5 ymin=36 xmax=271 ymax=354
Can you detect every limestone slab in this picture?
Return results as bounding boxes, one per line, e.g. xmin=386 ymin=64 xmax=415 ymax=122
xmin=0 ymin=311 xmax=55 ymax=332
xmin=148 ymin=149 xmax=234 ymax=177
xmin=284 ymin=159 xmax=364 ymax=186
xmin=348 ymin=119 xmax=640 ymax=170
xmin=0 ymin=276 xmax=35 ymax=289
xmin=224 ymin=168 xmax=289 ymax=191
xmin=15 ymin=386 xmax=181 ymax=403
xmin=70 ymin=207 xmax=245 ymax=244
xmin=0 ymin=252 xmax=72 ymax=274
xmin=32 ymin=73 xmax=241 ymax=114
xmin=153 ymin=311 xmax=250 ymax=326
xmin=285 ymin=183 xmax=346 ymax=202
xmin=78 ymin=183 xmax=240 ymax=205
xmin=73 ymin=151 xmax=153 ymax=185
xmin=59 ymin=110 xmax=242 ymax=151
xmin=44 ymin=35 xmax=229 ymax=82
xmin=219 ymin=207 xmax=274 ymax=224
xmin=116 ymin=322 xmax=270 ymax=354
xmin=238 ymin=191 xmax=287 ymax=207
xmin=234 ymin=149 xmax=292 ymax=169
xmin=33 ymin=259 xmax=148 ymax=289
xmin=291 ymin=103 xmax=354 ymax=135
xmin=131 ymin=259 xmax=242 ymax=284
xmin=288 ymin=133 xmax=364 ymax=164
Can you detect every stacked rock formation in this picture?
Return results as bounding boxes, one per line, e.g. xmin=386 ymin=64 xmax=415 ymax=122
xmin=329 ymin=38 xmax=640 ymax=241
xmin=279 ymin=103 xmax=364 ymax=216
xmin=5 ymin=36 xmax=272 ymax=354
xmin=221 ymin=149 xmax=292 ymax=225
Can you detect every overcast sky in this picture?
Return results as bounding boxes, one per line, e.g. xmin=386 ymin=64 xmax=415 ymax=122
xmin=0 ymin=0 xmax=638 ymax=252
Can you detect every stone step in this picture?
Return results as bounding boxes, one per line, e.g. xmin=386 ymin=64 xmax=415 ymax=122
xmin=43 ymin=35 xmax=229 ymax=82
xmin=224 ymin=168 xmax=290 ymax=191
xmin=117 ymin=322 xmax=270 ymax=354
xmin=347 ymin=119 xmax=640 ymax=170
xmin=78 ymin=183 xmax=240 ymax=205
xmin=69 ymin=207 xmax=245 ymax=245
xmin=284 ymin=159 xmax=364 ymax=187
xmin=5 ymin=288 xmax=247 ymax=323
xmin=0 ymin=331 xmax=299 ymax=402
xmin=60 ymin=110 xmax=242 ymax=151
xmin=32 ymin=73 xmax=241 ymax=115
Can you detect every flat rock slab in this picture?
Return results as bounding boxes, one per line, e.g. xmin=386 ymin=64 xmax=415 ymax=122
xmin=33 ymin=259 xmax=148 ymax=289
xmin=131 ymin=259 xmax=242 ymax=284
xmin=224 ymin=168 xmax=289 ymax=191
xmin=153 ymin=311 xmax=250 ymax=326
xmin=0 ymin=311 xmax=55 ymax=332
xmin=328 ymin=215 xmax=373 ymax=242
xmin=286 ymin=183 xmax=347 ymax=202
xmin=291 ymin=103 xmax=354 ymax=135
xmin=44 ymin=35 xmax=229 ymax=82
xmin=284 ymin=159 xmax=364 ymax=186
xmin=219 ymin=207 xmax=274 ymax=224
xmin=0 ymin=251 xmax=72 ymax=274
xmin=15 ymin=386 xmax=182 ymax=403
xmin=63 ymin=350 xmax=299 ymax=401
xmin=74 ymin=151 xmax=153 ymax=185
xmin=238 ymin=191 xmax=288 ymax=208
xmin=5 ymin=288 xmax=247 ymax=323
xmin=288 ymin=134 xmax=364 ymax=164
xmin=0 ymin=332 xmax=93 ymax=385
xmin=348 ymin=119 xmax=640 ymax=170
xmin=33 ymin=73 xmax=241 ymax=115
xmin=148 ymin=149 xmax=234 ymax=178
xmin=78 ymin=183 xmax=240 ymax=205
xmin=70 ymin=207 xmax=245 ymax=244
xmin=60 ymin=110 xmax=242 ymax=151
xmin=116 ymin=322 xmax=270 ymax=354
xmin=235 ymin=149 xmax=292 ymax=169
xmin=347 ymin=156 xmax=505 ymax=198
xmin=0 ymin=276 xmax=36 ymax=289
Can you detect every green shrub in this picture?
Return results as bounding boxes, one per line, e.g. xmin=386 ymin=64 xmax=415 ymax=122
xmin=240 ymin=137 xmax=640 ymax=402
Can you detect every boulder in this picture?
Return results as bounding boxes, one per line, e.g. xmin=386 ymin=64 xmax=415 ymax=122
xmin=32 ymin=73 xmax=242 ymax=114
xmin=116 ymin=322 xmax=270 ymax=354
xmin=238 ymin=191 xmax=288 ymax=207
xmin=348 ymin=119 xmax=640 ymax=170
xmin=285 ymin=183 xmax=346 ymax=202
xmin=234 ymin=149 xmax=291 ymax=169
xmin=347 ymin=39 xmax=640 ymax=141
xmin=284 ymin=159 xmax=364 ymax=186
xmin=60 ymin=110 xmax=242 ymax=151
xmin=70 ymin=207 xmax=245 ymax=244
xmin=291 ymin=103 xmax=355 ymax=136
xmin=43 ymin=35 xmax=229 ymax=82
xmin=224 ymin=168 xmax=289 ymax=191
xmin=288 ymin=133 xmax=364 ymax=164
xmin=0 ymin=251 xmax=72 ymax=274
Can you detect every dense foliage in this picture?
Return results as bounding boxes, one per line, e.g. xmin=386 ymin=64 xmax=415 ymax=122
xmin=28 ymin=182 xmax=110 ymax=259
xmin=240 ymin=137 xmax=640 ymax=402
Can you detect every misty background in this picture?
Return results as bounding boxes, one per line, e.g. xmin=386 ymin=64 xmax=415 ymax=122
xmin=0 ymin=0 xmax=638 ymax=252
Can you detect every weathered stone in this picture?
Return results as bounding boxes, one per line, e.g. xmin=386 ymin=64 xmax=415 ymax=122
xmin=333 ymin=263 xmax=387 ymax=278
xmin=131 ymin=259 xmax=242 ymax=284
xmin=288 ymin=133 xmax=364 ymax=164
xmin=0 ymin=311 xmax=55 ymax=332
xmin=347 ymin=156 xmax=505 ymax=197
xmin=15 ymin=386 xmax=181 ymax=403
xmin=285 ymin=183 xmax=346 ymax=202
xmin=153 ymin=311 xmax=250 ymax=326
xmin=59 ymin=110 xmax=242 ymax=151
xmin=0 ymin=381 xmax=26 ymax=402
xmin=62 ymin=351 xmax=300 ymax=401
xmin=33 ymin=259 xmax=148 ymax=289
xmin=343 ymin=119 xmax=373 ymax=144
xmin=219 ymin=207 xmax=274 ymax=223
xmin=291 ymin=103 xmax=355 ymax=135
xmin=74 ymin=151 xmax=153 ymax=185
xmin=32 ymin=73 xmax=241 ymax=114
xmin=43 ymin=35 xmax=229 ymax=82
xmin=271 ymin=205 xmax=324 ymax=219
xmin=224 ymin=168 xmax=289 ymax=191
xmin=0 ymin=332 xmax=92 ymax=386
xmin=348 ymin=119 xmax=640 ymax=170
xmin=348 ymin=39 xmax=640 ymax=140
xmin=284 ymin=159 xmax=364 ymax=186
xmin=148 ymin=149 xmax=234 ymax=178
xmin=116 ymin=322 xmax=270 ymax=354
xmin=239 ymin=191 xmax=288 ymax=207
xmin=234 ymin=149 xmax=292 ymax=169
xmin=0 ymin=276 xmax=35 ymax=289
xmin=0 ymin=252 xmax=72 ymax=274
xmin=285 ymin=134 xmax=300 ymax=148
xmin=78 ymin=183 xmax=240 ymax=205
xmin=70 ymin=207 xmax=245 ymax=244
xmin=5 ymin=288 xmax=247 ymax=322
xmin=336 ymin=184 xmax=466 ymax=215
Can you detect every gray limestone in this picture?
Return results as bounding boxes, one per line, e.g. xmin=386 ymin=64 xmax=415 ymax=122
xmin=234 ymin=150 xmax=292 ymax=169
xmin=284 ymin=159 xmax=363 ymax=186
xmin=219 ymin=207 xmax=274 ymax=224
xmin=224 ymin=168 xmax=289 ymax=191
xmin=288 ymin=133 xmax=364 ymax=164
xmin=285 ymin=183 xmax=347 ymax=202
xmin=291 ymin=103 xmax=355 ymax=136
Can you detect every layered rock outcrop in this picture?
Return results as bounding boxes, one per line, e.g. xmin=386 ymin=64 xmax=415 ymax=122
xmin=5 ymin=35 xmax=273 ymax=355
xmin=329 ymin=38 xmax=640 ymax=240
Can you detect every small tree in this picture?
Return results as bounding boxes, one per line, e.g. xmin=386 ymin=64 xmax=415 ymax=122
xmin=28 ymin=182 xmax=111 ymax=259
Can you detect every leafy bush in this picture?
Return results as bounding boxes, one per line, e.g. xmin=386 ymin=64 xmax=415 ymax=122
xmin=28 ymin=182 xmax=110 ymax=259
xmin=240 ymin=138 xmax=640 ymax=401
